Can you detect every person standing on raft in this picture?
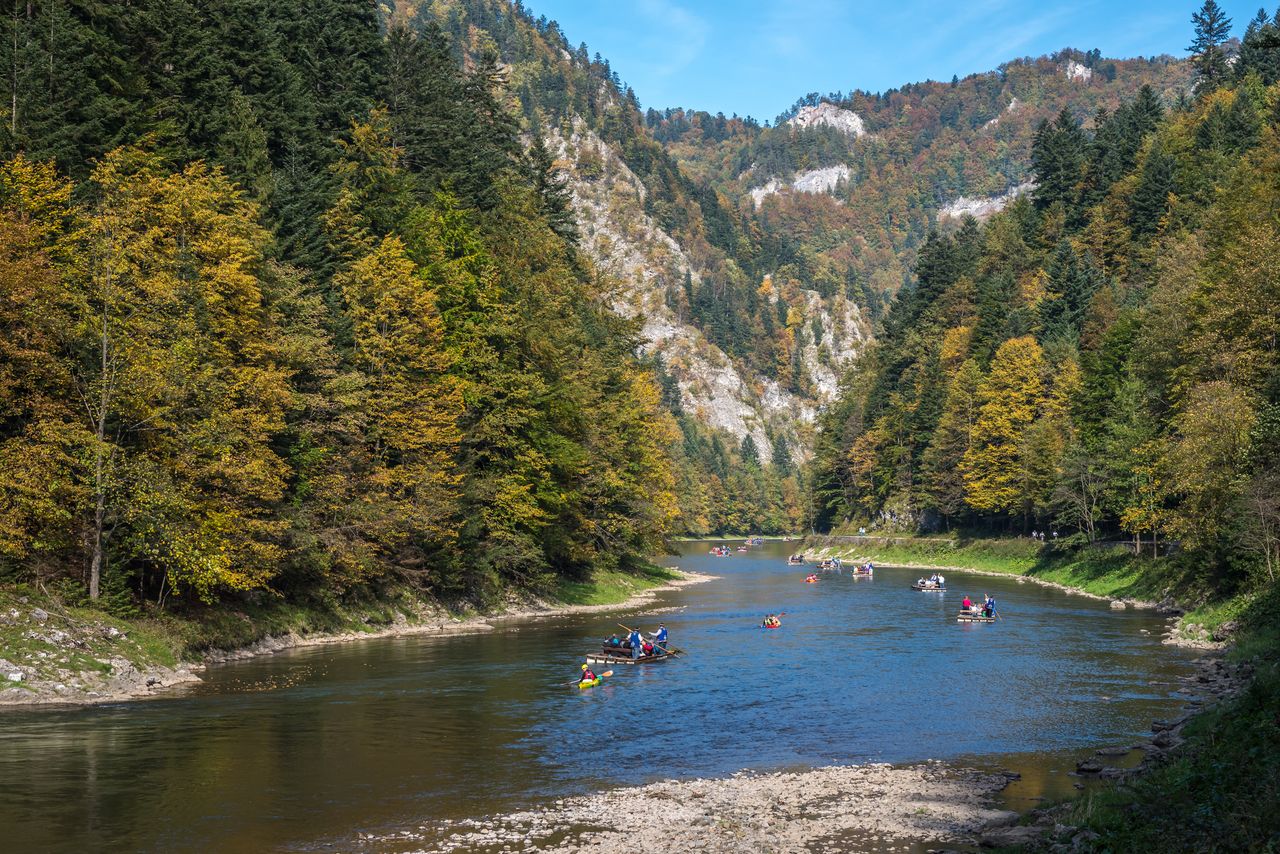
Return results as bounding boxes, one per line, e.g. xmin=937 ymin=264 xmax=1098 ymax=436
xmin=628 ymin=627 xmax=643 ymax=659
xmin=652 ymin=623 xmax=669 ymax=653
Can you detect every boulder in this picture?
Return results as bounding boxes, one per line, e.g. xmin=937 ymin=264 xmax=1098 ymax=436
xmin=31 ymin=608 xmax=48 ymax=623
xmin=982 ymin=810 xmax=1021 ymax=828
xmin=1075 ymin=760 xmax=1104 ymax=774
xmin=1212 ymin=621 xmax=1239 ymax=642
xmin=1152 ymin=730 xmax=1179 ymax=749
xmin=1109 ymin=600 xmax=1126 ymax=609
xmin=1096 ymin=746 xmax=1131 ymax=757
xmin=980 ymin=825 xmax=1045 ymax=848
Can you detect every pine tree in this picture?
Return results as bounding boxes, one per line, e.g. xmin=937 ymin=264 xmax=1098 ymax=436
xmin=1189 ymin=0 xmax=1234 ymax=92
xmin=1129 ymin=142 xmax=1177 ymax=239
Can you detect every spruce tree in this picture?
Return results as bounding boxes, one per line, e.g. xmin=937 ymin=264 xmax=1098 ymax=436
xmin=1189 ymin=0 xmax=1234 ymax=92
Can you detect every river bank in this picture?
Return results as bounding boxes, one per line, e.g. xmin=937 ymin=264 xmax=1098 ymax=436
xmin=804 ymin=536 xmax=1237 ymax=649
xmin=385 ymin=762 xmax=1026 ymax=852
xmin=792 ymin=535 xmax=1280 ymax=849
xmin=0 ymin=567 xmax=714 ymax=708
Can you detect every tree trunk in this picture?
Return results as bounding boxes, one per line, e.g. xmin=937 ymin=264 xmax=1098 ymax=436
xmin=89 ymin=274 xmax=111 ymax=600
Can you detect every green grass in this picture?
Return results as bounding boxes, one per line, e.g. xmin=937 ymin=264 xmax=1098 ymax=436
xmin=1 ymin=560 xmax=685 ymax=684
xmin=0 ymin=587 xmax=187 ymax=686
xmin=820 ymin=536 xmax=1042 ymax=574
xmin=548 ymin=564 xmax=679 ymax=606
xmin=819 ymin=536 xmax=1205 ymax=602
xmin=1065 ymin=585 xmax=1280 ymax=852
xmin=824 ymin=535 xmax=1280 ymax=850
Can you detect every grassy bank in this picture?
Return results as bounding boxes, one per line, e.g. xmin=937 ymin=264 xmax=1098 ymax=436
xmin=812 ymin=534 xmax=1280 ymax=850
xmin=1067 ymin=585 xmax=1280 ymax=851
xmin=547 ymin=564 xmax=680 ymax=606
xmin=811 ymin=535 xmax=1223 ymax=608
xmin=0 ymin=562 xmax=683 ymax=703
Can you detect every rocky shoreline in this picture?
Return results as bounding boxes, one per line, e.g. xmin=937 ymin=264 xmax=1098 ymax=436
xmin=371 ymin=762 xmax=1024 ymax=853
xmin=981 ymin=650 xmax=1252 ymax=852
xmin=360 ymin=650 xmax=1248 ymax=854
xmin=0 ymin=569 xmax=715 ymax=708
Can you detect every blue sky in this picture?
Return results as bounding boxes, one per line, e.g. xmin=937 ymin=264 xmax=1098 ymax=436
xmin=525 ymin=0 xmax=1266 ymax=120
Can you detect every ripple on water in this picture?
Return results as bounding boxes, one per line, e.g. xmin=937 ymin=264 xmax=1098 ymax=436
xmin=0 ymin=541 xmax=1202 ymax=854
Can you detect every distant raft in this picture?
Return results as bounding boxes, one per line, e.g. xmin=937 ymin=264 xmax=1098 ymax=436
xmin=912 ymin=583 xmax=946 ymax=591
xmin=956 ymin=612 xmax=997 ymax=623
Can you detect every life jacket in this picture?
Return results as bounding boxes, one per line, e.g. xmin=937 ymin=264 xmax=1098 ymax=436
xmin=582 ymin=670 xmax=596 ymax=681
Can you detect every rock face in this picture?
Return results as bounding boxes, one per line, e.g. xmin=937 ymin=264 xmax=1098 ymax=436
xmin=787 ymin=101 xmax=867 ymax=136
xmin=549 ymin=119 xmax=869 ymax=457
xmin=1065 ymin=60 xmax=1093 ymax=82
xmin=750 ymin=164 xmax=852 ymax=208
xmin=938 ymin=182 xmax=1036 ymax=222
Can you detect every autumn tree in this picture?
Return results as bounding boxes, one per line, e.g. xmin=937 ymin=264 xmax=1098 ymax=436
xmin=962 ymin=336 xmax=1044 ymax=521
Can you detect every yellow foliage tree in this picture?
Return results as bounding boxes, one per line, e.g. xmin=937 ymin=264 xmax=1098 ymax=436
xmin=962 ymin=336 xmax=1044 ymax=516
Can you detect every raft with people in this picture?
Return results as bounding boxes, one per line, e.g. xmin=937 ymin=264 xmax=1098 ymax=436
xmin=956 ymin=594 xmax=998 ymax=622
xmin=587 ymin=625 xmax=676 ymax=665
xmin=851 ymin=562 xmax=874 ymax=576
xmin=787 ymin=554 xmax=806 ymax=565
xmin=912 ymin=582 xmax=947 ymax=591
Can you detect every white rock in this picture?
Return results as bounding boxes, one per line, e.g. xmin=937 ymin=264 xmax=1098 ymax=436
xmin=787 ymin=102 xmax=866 ymax=137
xmin=937 ymin=182 xmax=1035 ymax=222
xmin=1065 ymin=60 xmax=1093 ymax=82
xmin=750 ymin=165 xmax=851 ymax=208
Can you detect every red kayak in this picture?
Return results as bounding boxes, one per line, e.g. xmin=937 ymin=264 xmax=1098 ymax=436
xmin=762 ymin=623 xmax=781 ymax=629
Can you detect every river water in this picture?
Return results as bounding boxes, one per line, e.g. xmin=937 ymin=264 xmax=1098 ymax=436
xmin=0 ymin=541 xmax=1201 ymax=852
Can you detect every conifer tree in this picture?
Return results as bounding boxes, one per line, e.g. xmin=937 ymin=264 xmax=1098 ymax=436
xmin=1189 ymin=0 xmax=1234 ymax=92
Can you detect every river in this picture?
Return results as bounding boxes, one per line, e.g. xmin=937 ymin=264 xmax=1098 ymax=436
xmin=0 ymin=540 xmax=1201 ymax=852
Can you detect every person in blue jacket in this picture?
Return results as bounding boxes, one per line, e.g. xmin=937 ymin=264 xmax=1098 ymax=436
xmin=653 ymin=623 xmax=669 ymax=653
xmin=629 ymin=628 xmax=643 ymax=659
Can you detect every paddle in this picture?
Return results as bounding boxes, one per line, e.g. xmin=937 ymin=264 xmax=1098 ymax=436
xmin=617 ymin=623 xmax=683 ymax=657
xmin=564 ymin=669 xmax=612 ymax=686
xmin=761 ymin=611 xmax=787 ymax=627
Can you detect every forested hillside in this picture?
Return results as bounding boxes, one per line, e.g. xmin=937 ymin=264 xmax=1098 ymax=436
xmin=653 ymin=50 xmax=1192 ymax=322
xmin=811 ymin=8 xmax=1280 ymax=593
xmin=0 ymin=0 xmax=679 ymax=606
xmin=398 ymin=0 xmax=846 ymax=535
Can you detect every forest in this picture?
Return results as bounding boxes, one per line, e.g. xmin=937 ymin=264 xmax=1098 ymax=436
xmin=3 ymin=0 xmax=1279 ymax=618
xmin=0 ymin=0 xmax=681 ymax=608
xmin=811 ymin=4 xmax=1280 ymax=593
